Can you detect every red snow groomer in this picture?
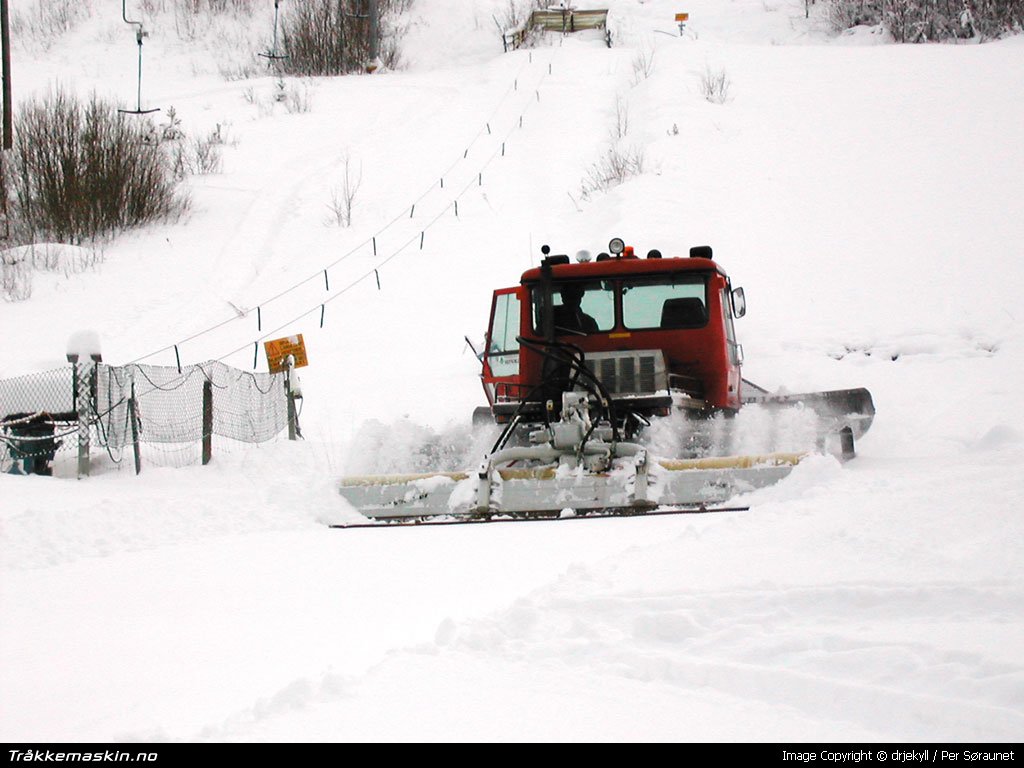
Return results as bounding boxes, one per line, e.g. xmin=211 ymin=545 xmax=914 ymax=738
xmin=338 ymin=239 xmax=874 ymax=524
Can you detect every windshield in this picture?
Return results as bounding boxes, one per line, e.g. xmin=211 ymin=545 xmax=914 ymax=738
xmin=532 ymin=281 xmax=615 ymax=335
xmin=622 ymin=274 xmax=708 ymax=330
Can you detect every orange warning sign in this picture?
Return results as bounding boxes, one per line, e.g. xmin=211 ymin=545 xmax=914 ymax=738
xmin=675 ymin=12 xmax=689 ymax=21
xmin=264 ymin=334 xmax=309 ymax=373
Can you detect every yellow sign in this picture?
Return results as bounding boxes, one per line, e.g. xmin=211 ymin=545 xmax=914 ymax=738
xmin=264 ymin=334 xmax=309 ymax=373
xmin=675 ymin=12 xmax=689 ymax=21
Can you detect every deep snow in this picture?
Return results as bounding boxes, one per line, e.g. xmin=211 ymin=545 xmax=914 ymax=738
xmin=1 ymin=0 xmax=1022 ymax=742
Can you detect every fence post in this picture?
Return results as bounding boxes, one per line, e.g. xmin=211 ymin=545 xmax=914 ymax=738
xmin=73 ymin=361 xmax=94 ymax=479
xmin=202 ymin=378 xmax=213 ymax=465
xmin=128 ymin=373 xmax=141 ymax=475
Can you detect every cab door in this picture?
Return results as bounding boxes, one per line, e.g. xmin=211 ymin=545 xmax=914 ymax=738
xmin=481 ymin=287 xmax=523 ymax=406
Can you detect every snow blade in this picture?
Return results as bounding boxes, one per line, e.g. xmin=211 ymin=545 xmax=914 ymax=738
xmin=743 ymin=382 xmax=876 ymax=440
xmin=338 ymin=452 xmax=802 ymax=523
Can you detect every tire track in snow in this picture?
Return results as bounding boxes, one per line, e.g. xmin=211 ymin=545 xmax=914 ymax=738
xmin=179 ymin=580 xmax=1024 ymax=741
xmin=435 ymin=580 xmax=1024 ymax=739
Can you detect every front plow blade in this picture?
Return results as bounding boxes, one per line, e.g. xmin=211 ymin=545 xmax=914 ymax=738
xmin=743 ymin=383 xmax=876 ymax=440
xmin=338 ymin=452 xmax=804 ymax=524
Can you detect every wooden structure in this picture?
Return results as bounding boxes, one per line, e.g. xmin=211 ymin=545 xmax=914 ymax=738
xmin=503 ymin=7 xmax=611 ymax=52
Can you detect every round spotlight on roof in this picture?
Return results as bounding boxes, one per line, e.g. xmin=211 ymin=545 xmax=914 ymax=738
xmin=608 ymin=237 xmax=625 ymax=256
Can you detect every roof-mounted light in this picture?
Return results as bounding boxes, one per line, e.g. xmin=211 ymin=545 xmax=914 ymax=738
xmin=609 ymin=238 xmax=625 ymax=256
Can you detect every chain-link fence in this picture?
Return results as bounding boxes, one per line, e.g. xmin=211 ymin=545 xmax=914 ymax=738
xmin=0 ymin=366 xmax=78 ymax=475
xmin=1 ymin=360 xmax=289 ymax=475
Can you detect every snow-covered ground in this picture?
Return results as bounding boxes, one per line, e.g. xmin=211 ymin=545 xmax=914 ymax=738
xmin=2 ymin=0 xmax=1023 ymax=742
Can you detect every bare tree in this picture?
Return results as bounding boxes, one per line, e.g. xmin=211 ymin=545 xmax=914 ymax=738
xmin=327 ymin=153 xmax=362 ymax=227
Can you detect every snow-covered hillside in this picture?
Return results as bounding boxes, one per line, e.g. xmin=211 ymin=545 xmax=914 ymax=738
xmin=1 ymin=0 xmax=1022 ymax=742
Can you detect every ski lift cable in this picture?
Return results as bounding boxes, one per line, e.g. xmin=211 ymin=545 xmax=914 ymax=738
xmin=215 ymin=197 xmax=466 ymax=365
xmin=217 ymin=199 xmax=462 ymax=365
xmin=233 ymin=51 xmax=553 ymax=301
xmin=138 ymin=67 xmax=553 ymax=368
xmin=244 ymin=65 xmax=551 ymax=332
xmin=132 ymin=94 xmax=533 ymax=367
xmin=214 ymin=229 xmax=425 ymax=364
xmin=130 ymin=49 xmax=558 ymax=366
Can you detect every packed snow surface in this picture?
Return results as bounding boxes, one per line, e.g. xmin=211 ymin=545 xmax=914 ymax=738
xmin=1 ymin=0 xmax=1022 ymax=742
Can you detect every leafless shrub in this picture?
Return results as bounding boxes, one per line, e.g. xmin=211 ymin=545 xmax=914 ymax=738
xmin=579 ymin=145 xmax=645 ymax=201
xmin=218 ymin=60 xmax=261 ymax=82
xmin=143 ymin=0 xmax=251 ymax=18
xmin=494 ymin=0 xmax=543 ymax=32
xmin=826 ymin=0 xmax=1023 ymax=41
xmin=2 ymin=243 xmax=104 ymax=302
xmin=825 ymin=0 xmax=882 ymax=32
xmin=379 ymin=12 xmax=409 ymax=70
xmin=283 ymin=82 xmax=314 ymax=114
xmin=280 ymin=0 xmax=353 ymax=75
xmin=700 ymin=66 xmax=731 ymax=104
xmin=493 ymin=0 xmax=544 ymax=50
xmin=612 ymin=95 xmax=630 ymax=139
xmin=11 ymin=0 xmax=94 ymax=50
xmin=281 ymin=0 xmax=408 ymax=76
xmin=188 ymin=127 xmax=225 ymax=174
xmin=1 ymin=251 xmax=33 ymax=301
xmin=7 ymin=90 xmax=188 ymax=244
xmin=631 ymin=46 xmax=656 ymax=85
xmin=326 ymin=155 xmax=362 ymax=227
xmin=163 ymin=113 xmax=231 ymax=178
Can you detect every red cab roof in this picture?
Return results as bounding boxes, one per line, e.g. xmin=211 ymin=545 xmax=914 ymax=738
xmin=520 ymin=255 xmax=725 ymax=283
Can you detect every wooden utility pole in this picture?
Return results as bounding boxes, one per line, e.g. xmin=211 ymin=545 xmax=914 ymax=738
xmin=368 ymin=0 xmax=378 ymax=63
xmin=1 ymin=0 xmax=11 ymax=150
xmin=1 ymin=0 xmax=11 ymax=239
xmin=348 ymin=0 xmax=378 ymax=68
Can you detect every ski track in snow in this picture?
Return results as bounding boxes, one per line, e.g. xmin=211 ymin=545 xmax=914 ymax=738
xmin=185 ymin=579 xmax=1023 ymax=742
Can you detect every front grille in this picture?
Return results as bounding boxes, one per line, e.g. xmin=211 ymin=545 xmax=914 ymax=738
xmin=619 ymin=357 xmax=636 ymax=393
xmin=639 ymin=355 xmax=656 ymax=392
xmin=584 ymin=350 xmax=667 ymax=395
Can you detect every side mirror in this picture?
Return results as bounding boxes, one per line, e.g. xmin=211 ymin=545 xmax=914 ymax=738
xmin=731 ymin=287 xmax=746 ymax=318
